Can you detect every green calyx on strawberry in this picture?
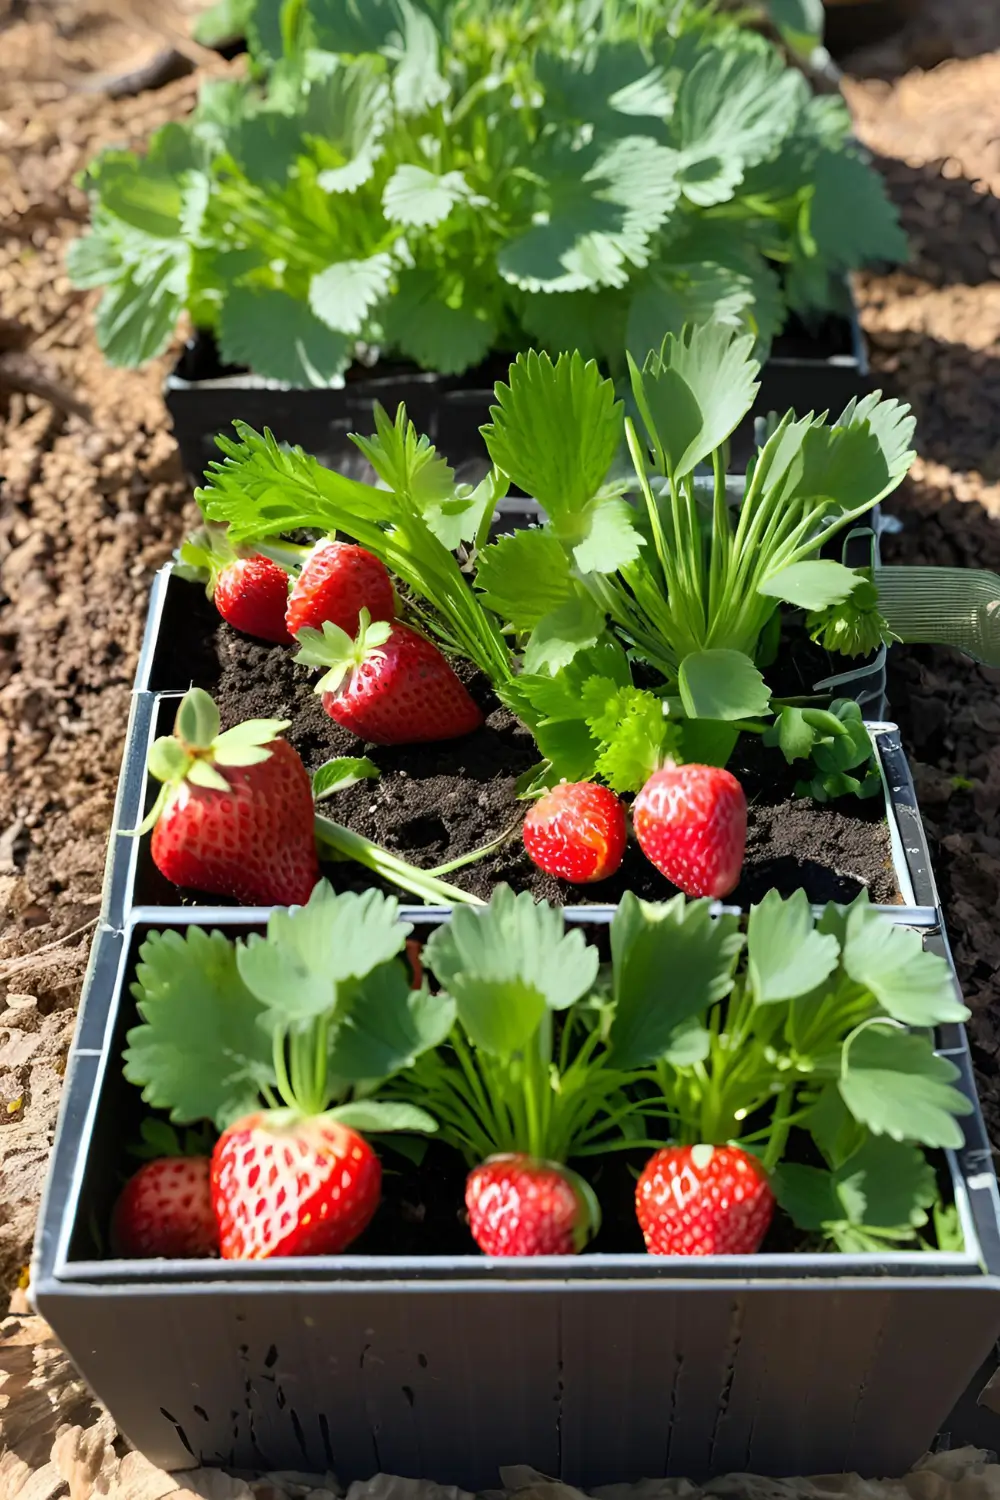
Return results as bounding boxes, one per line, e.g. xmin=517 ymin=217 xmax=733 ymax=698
xmin=138 ymin=687 xmax=291 ymax=836
xmin=295 ymin=608 xmax=484 ymax=745
xmin=124 ymin=882 xmax=444 ymax=1259
xmin=295 ymin=606 xmax=393 ymax=697
xmin=176 ymin=525 xmax=296 ymax=644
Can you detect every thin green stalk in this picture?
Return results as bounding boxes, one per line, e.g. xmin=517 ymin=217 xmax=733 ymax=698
xmin=273 ymin=1029 xmax=295 ymax=1111
xmin=314 ymin=814 xmax=485 ymax=906
xmin=426 ymin=820 xmax=519 ymax=877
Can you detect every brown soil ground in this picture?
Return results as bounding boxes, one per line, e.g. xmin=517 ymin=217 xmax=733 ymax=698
xmin=4 ymin=0 xmax=1000 ymax=1317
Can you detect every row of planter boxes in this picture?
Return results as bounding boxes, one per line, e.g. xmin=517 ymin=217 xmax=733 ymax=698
xmin=32 ymin=493 xmax=1000 ymax=1482
xmin=165 ymin=310 xmax=871 ymax=484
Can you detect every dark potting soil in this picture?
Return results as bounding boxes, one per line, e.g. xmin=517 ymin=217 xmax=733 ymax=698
xmin=149 ymin=585 xmax=899 ymax=909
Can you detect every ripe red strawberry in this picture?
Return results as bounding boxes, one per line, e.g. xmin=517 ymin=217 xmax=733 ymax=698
xmin=141 ymin=687 xmax=320 ymax=906
xmin=295 ymin=609 xmax=483 ymax=746
xmin=211 ymin=1113 xmax=381 ymax=1258
xmin=177 ymin=527 xmax=292 ymax=644
xmin=633 ymin=763 xmax=747 ymax=898
xmin=635 ymin=1144 xmax=774 ymax=1256
xmin=285 ymin=539 xmax=395 ymax=639
xmin=465 ymin=1155 xmax=599 ymax=1256
xmin=522 ymin=781 xmax=627 ymax=883
xmin=215 ymin=556 xmax=293 ymax=644
xmin=111 ymin=1156 xmax=218 ymax=1258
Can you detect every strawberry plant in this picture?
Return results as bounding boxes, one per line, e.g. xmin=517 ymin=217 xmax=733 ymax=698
xmin=194 ymin=329 xmax=910 ymax=836
xmin=601 ymin=887 xmax=972 ymax=1253
xmin=391 ymin=886 xmax=649 ymax=1254
xmin=122 ymin=881 xmax=447 ymax=1257
xmin=68 ymin=0 xmax=903 ymax=382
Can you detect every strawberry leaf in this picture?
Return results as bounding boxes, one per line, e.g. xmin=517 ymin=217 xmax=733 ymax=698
xmin=758 ymin=560 xmax=861 ymax=610
xmin=585 ymin=682 xmax=679 ymax=794
xmin=840 ymin=897 xmax=969 ymax=1026
xmin=425 ymin=886 xmax=599 ymax=1055
xmin=747 ymin=889 xmax=840 ymax=1004
xmin=839 ymin=1025 xmax=972 ymax=1150
xmin=608 ymin=892 xmax=743 ymax=1069
xmin=312 ymin=756 xmax=380 ymax=800
xmin=476 ymin=529 xmax=575 ymax=634
xmin=678 ymin=649 xmax=771 ymax=721
xmin=327 ymin=1100 xmax=438 ymax=1133
xmin=629 ymin=322 xmax=759 ymax=480
xmin=523 ymin=595 xmax=607 ymax=677
xmin=382 ymin=165 xmax=470 ymax=227
xmin=483 ymin=351 xmax=623 ymax=521
xmin=328 ymin=964 xmax=456 ymax=1080
xmin=309 ymin=251 xmax=395 ymax=337
xmin=125 ymin=927 xmax=276 ymax=1129
xmin=219 ymin=287 xmax=352 ymax=387
xmin=237 ymin=882 xmax=412 ymax=1028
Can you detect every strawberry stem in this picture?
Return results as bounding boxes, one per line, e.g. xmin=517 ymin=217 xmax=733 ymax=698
xmin=313 ymin=814 xmax=485 ymax=905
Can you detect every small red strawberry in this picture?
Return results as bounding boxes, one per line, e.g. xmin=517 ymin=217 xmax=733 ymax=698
xmin=633 ymin=763 xmax=747 ymax=898
xmin=295 ymin=609 xmax=483 ymax=746
xmin=139 ymin=687 xmax=321 ymax=906
xmin=523 ymin=781 xmax=627 ymax=883
xmin=111 ymin=1156 xmax=218 ymax=1258
xmin=211 ymin=1112 xmax=381 ymax=1258
xmin=635 ymin=1144 xmax=774 ymax=1256
xmin=285 ymin=539 xmax=395 ymax=639
xmin=177 ymin=527 xmax=292 ymax=644
xmin=465 ymin=1155 xmax=600 ymax=1256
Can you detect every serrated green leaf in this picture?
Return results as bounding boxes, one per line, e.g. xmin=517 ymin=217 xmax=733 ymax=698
xmin=67 ymin=232 xmax=120 ymax=290
xmin=839 ymin=1025 xmax=973 ymax=1150
xmin=840 ymin=898 xmax=969 ymax=1027
xmin=483 ymin=350 xmax=622 ymax=518
xmin=95 ymin=253 xmax=187 ymax=366
xmin=586 ymin=682 xmax=678 ymax=794
xmin=672 ymin=37 xmax=805 ymax=207
xmin=758 ymin=561 xmax=861 ymax=610
xmin=382 ymin=165 xmax=469 ymax=227
xmin=808 ymin=148 xmax=908 ymax=272
xmin=678 ymin=649 xmax=770 ymax=721
xmin=498 ymin=136 xmax=679 ymax=293
xmin=833 ymin=1135 xmax=937 ymax=1230
xmin=219 ymin=286 xmax=351 ymax=386
xmin=326 ymin=963 xmax=455 ymax=1078
xmin=747 ymin=889 xmax=840 ymax=1004
xmin=312 ymin=756 xmax=380 ymax=799
xmin=306 ymin=0 xmax=393 ymax=53
xmin=237 ymin=883 xmax=411 ymax=1028
xmin=630 ymin=322 xmax=760 ymax=479
xmin=309 ymin=251 xmax=394 ymax=336
xmin=328 ymin=1100 xmax=438 ymax=1133
xmin=520 ymin=288 xmax=628 ymax=365
xmin=426 ymin=886 xmax=599 ymax=1055
xmin=389 ymin=0 xmax=449 ymax=116
xmin=125 ymin=927 xmax=275 ymax=1129
xmin=609 ymin=891 xmax=743 ymax=1069
xmin=570 ymin=496 xmax=643 ymax=574
xmin=772 ymin=1162 xmax=841 ymax=1231
xmin=476 ymin=529 xmax=575 ymax=633
xmin=382 ymin=268 xmax=496 ymax=376
xmin=523 ymin=595 xmax=606 ymax=676
xmin=306 ymin=58 xmax=392 ymax=194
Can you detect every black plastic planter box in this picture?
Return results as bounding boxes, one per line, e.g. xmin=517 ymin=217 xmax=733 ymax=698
xmin=33 ymin=530 xmax=1000 ymax=1486
xmin=30 ymin=895 xmax=1000 ymax=1487
xmin=165 ymin=310 xmax=870 ymax=482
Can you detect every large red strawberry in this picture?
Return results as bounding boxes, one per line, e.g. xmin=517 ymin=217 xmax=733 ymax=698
xmin=112 ymin=1157 xmax=218 ymax=1258
xmin=140 ymin=687 xmax=320 ymax=905
xmin=633 ymin=763 xmax=747 ymax=898
xmin=177 ymin=528 xmax=292 ymax=644
xmin=635 ymin=1144 xmax=774 ymax=1256
xmin=295 ymin=609 xmax=483 ymax=745
xmin=523 ymin=781 xmax=626 ymax=883
xmin=211 ymin=1113 xmax=381 ymax=1258
xmin=465 ymin=1155 xmax=599 ymax=1256
xmin=285 ymin=539 xmax=395 ymax=639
